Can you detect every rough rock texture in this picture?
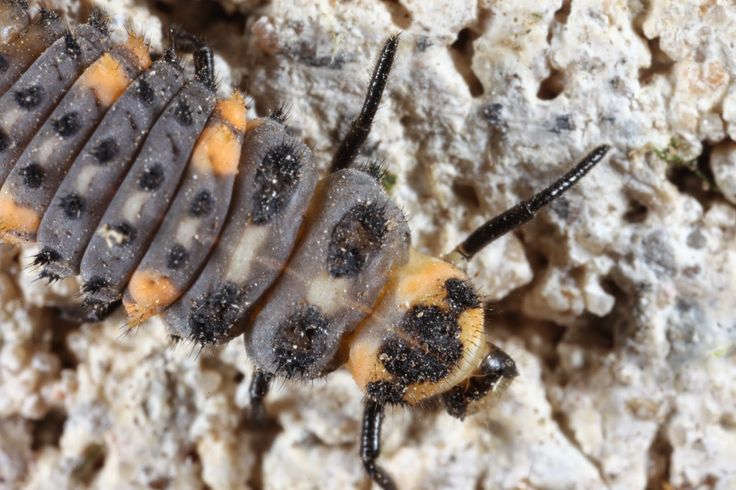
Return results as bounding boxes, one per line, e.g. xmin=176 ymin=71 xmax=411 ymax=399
xmin=1 ymin=0 xmax=735 ymax=489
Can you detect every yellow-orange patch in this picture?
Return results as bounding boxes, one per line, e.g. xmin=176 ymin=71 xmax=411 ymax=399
xmin=81 ymin=53 xmax=130 ymax=107
xmin=125 ymin=270 xmax=180 ymax=325
xmin=125 ymin=34 xmax=152 ymax=70
xmin=191 ymin=124 xmax=241 ymax=176
xmin=217 ymin=94 xmax=247 ymax=133
xmin=0 ymin=194 xmax=39 ymax=243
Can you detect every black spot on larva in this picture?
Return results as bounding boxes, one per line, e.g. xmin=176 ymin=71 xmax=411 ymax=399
xmin=59 ymin=193 xmax=84 ymax=219
xmin=63 ymin=33 xmax=81 ymax=58
xmin=167 ymin=244 xmax=189 ymax=270
xmin=0 ymin=129 xmax=8 ymax=152
xmin=33 ymin=247 xmax=61 ymax=266
xmin=272 ymin=304 xmax=331 ymax=378
xmin=366 ymin=380 xmax=407 ymax=405
xmin=379 ymin=336 xmax=450 ymax=384
xmin=0 ymin=54 xmax=8 ymax=73
xmin=19 ymin=163 xmax=44 ymax=188
xmin=189 ymin=282 xmax=242 ymax=344
xmin=174 ymin=100 xmax=193 ymax=126
xmin=136 ymin=78 xmax=155 ymax=105
xmin=110 ymin=221 xmax=136 ymax=246
xmin=399 ymin=305 xmax=463 ymax=367
xmin=52 ymin=112 xmax=81 ymax=138
xmin=91 ymin=137 xmax=119 ymax=164
xmin=189 ymin=190 xmax=214 ymax=217
xmin=14 ymin=85 xmax=44 ymax=110
xmin=253 ymin=143 xmax=301 ymax=224
xmin=327 ymin=203 xmax=387 ymax=278
xmin=444 ymin=278 xmax=480 ymax=313
xmin=82 ymin=275 xmax=109 ymax=294
xmin=138 ymin=163 xmax=164 ymax=191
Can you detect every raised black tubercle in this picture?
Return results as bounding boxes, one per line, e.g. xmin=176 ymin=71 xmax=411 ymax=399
xmin=450 ymin=145 xmax=611 ymax=262
xmin=330 ymin=34 xmax=400 ymax=173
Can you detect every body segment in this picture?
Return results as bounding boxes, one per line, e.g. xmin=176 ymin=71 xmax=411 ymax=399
xmin=123 ymin=93 xmax=247 ymax=325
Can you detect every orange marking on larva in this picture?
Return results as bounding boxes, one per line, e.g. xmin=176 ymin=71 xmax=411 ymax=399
xmin=191 ymin=124 xmax=241 ymax=176
xmin=125 ymin=270 xmax=180 ymax=325
xmin=81 ymin=53 xmax=131 ymax=107
xmin=217 ymin=93 xmax=247 ymax=133
xmin=395 ymin=251 xmax=462 ymax=304
xmin=125 ymin=33 xmax=152 ymax=70
xmin=0 ymin=193 xmax=39 ymax=243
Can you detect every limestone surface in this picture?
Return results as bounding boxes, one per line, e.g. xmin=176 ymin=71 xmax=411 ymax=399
xmin=0 ymin=1 xmax=735 ymax=489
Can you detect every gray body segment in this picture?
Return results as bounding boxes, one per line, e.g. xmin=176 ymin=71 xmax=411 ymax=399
xmin=0 ymin=24 xmax=109 ymax=184
xmin=124 ymin=99 xmax=245 ymax=322
xmin=80 ymin=81 xmax=216 ymax=304
xmin=0 ymin=43 xmax=146 ymax=243
xmin=162 ymin=119 xmax=318 ymax=344
xmin=0 ymin=10 xmax=64 ymax=96
xmin=38 ymin=60 xmax=186 ymax=278
xmin=244 ymin=168 xmax=411 ymax=379
xmin=0 ymin=0 xmax=29 ymax=44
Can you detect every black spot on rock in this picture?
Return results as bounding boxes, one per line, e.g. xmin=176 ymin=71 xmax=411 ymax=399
xmin=52 ymin=112 xmax=80 ymax=137
xmin=138 ymin=163 xmax=164 ymax=191
xmin=444 ymin=278 xmax=480 ymax=313
xmin=91 ymin=137 xmax=119 ymax=164
xmin=0 ymin=54 xmax=8 ymax=73
xmin=272 ymin=304 xmax=331 ymax=378
xmin=136 ymin=78 xmax=155 ymax=105
xmin=327 ymin=203 xmax=387 ymax=278
xmin=189 ymin=282 xmax=242 ymax=344
xmin=174 ymin=100 xmax=193 ymax=126
xmin=19 ymin=163 xmax=44 ymax=188
xmin=366 ymin=380 xmax=407 ymax=405
xmin=59 ymin=193 xmax=84 ymax=219
xmin=253 ymin=143 xmax=301 ymax=224
xmin=167 ymin=244 xmax=189 ymax=270
xmin=189 ymin=190 xmax=213 ymax=217
xmin=14 ymin=85 xmax=44 ymax=110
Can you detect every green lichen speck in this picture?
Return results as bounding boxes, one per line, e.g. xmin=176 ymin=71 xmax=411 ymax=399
xmin=654 ymin=136 xmax=718 ymax=191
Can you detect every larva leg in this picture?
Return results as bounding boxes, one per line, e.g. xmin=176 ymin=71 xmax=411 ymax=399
xmin=361 ymin=400 xmax=396 ymax=490
xmin=330 ymin=35 xmax=399 ymax=173
xmin=56 ymin=299 xmax=120 ymax=324
xmin=248 ymin=368 xmax=273 ymax=424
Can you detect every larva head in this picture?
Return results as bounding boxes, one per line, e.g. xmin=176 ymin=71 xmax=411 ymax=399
xmin=348 ymin=250 xmax=518 ymax=414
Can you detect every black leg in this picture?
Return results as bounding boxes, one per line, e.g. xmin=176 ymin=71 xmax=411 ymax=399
xmin=361 ymin=400 xmax=397 ymax=490
xmin=249 ymin=368 xmax=273 ymax=423
xmin=330 ymin=35 xmax=400 ymax=173
xmin=450 ymin=145 xmax=610 ymax=261
xmin=169 ymin=28 xmax=216 ymax=89
xmin=55 ymin=299 xmax=121 ymax=323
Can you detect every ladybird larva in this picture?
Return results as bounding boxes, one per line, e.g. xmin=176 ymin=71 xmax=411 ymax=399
xmin=0 ymin=8 xmax=611 ymax=489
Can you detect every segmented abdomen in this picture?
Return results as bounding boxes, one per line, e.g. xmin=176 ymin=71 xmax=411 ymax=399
xmin=0 ymin=8 xmax=411 ymax=380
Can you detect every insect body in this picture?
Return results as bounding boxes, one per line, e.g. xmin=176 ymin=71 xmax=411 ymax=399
xmin=0 ymin=4 xmax=610 ymax=489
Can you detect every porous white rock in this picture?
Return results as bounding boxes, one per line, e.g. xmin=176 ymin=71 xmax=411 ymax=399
xmin=1 ymin=1 xmax=735 ymax=489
